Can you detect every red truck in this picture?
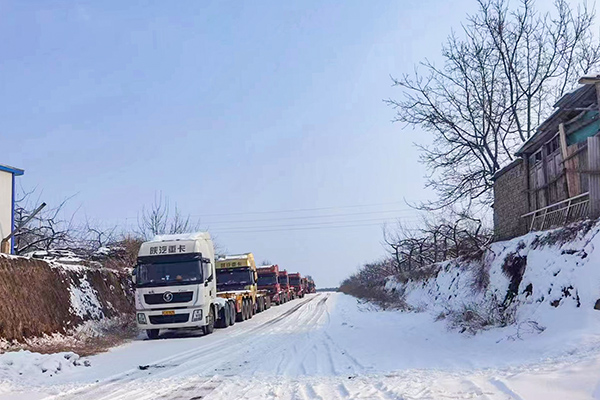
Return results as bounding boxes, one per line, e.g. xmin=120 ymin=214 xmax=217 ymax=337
xmin=277 ymin=269 xmax=293 ymax=302
xmin=307 ymin=276 xmax=316 ymax=293
xmin=288 ymin=272 xmax=305 ymax=299
xmin=257 ymin=264 xmax=285 ymax=305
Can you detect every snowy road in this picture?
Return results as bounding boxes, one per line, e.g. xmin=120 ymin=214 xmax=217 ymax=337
xmin=2 ymin=292 xmax=600 ymax=399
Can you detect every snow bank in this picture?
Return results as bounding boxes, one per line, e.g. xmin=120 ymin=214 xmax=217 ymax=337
xmin=0 ymin=350 xmax=90 ymax=380
xmin=385 ymin=220 xmax=600 ymax=334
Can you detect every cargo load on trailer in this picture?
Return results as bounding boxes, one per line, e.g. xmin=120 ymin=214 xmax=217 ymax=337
xmin=132 ymin=233 xmax=235 ymax=339
xmin=288 ymin=272 xmax=305 ymax=298
xmin=257 ymin=264 xmax=284 ymax=305
xmin=216 ymin=253 xmax=271 ymax=321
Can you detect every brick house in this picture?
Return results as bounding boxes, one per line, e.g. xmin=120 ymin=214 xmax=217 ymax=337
xmin=493 ymin=76 xmax=600 ymax=240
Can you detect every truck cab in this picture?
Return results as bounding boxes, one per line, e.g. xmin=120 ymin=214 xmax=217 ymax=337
xmin=288 ymin=272 xmax=304 ymax=298
xmin=133 ymin=232 xmax=218 ymax=339
xmin=278 ymin=269 xmax=292 ymax=302
xmin=307 ymin=277 xmax=316 ymax=293
xmin=257 ymin=264 xmax=282 ymax=305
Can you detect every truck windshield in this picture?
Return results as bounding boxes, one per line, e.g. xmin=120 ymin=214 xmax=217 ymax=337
xmin=290 ymin=277 xmax=301 ymax=285
xmin=137 ymin=260 xmax=202 ymax=287
xmin=279 ymin=277 xmax=288 ymax=286
xmin=217 ymin=270 xmax=253 ymax=288
xmin=257 ymin=275 xmax=278 ymax=285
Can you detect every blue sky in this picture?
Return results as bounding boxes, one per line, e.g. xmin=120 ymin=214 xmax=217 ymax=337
xmin=0 ymin=0 xmax=480 ymax=287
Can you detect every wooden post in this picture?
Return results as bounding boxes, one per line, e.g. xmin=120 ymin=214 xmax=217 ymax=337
xmin=0 ymin=239 xmax=9 ymax=254
xmin=587 ymin=135 xmax=600 ymax=218
xmin=558 ymin=123 xmax=575 ymax=198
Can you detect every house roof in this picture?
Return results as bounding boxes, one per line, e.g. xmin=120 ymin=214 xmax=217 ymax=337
xmin=0 ymin=164 xmax=24 ymax=176
xmin=515 ymin=84 xmax=597 ymax=156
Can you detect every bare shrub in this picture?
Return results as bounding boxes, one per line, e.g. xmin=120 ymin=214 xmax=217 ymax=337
xmin=339 ymin=259 xmax=408 ymax=309
xmin=530 ymin=220 xmax=596 ymax=249
xmin=447 ymin=299 xmax=515 ymax=334
xmin=383 ymin=211 xmax=491 ymax=283
xmin=470 ymin=260 xmax=490 ymax=293
xmin=501 ymin=252 xmax=527 ymax=306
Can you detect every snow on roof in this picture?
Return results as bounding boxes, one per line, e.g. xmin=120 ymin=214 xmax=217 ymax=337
xmin=152 ymin=232 xmax=211 ymax=242
xmin=219 ymin=253 xmax=250 ymax=260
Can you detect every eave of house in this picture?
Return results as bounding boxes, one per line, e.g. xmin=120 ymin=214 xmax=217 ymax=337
xmin=515 ymin=84 xmax=597 ymax=156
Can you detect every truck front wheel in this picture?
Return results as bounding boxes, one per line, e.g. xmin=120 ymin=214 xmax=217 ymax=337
xmin=216 ymin=305 xmax=228 ymax=328
xmin=203 ymin=307 xmax=215 ymax=335
xmin=146 ymin=329 xmax=159 ymax=340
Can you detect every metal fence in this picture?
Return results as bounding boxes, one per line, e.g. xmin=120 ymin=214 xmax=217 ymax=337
xmin=521 ymin=192 xmax=590 ymax=232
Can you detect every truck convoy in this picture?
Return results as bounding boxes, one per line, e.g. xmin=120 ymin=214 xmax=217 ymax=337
xmin=257 ymin=264 xmax=283 ymax=305
xmin=133 ymin=233 xmax=314 ymax=339
xmin=215 ymin=253 xmax=271 ymax=321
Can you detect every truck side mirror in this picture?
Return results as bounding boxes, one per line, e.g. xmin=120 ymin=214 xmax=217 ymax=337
xmin=131 ymin=268 xmax=137 ymax=286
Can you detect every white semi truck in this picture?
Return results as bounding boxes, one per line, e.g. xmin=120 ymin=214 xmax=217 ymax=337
xmin=132 ymin=232 xmax=235 ymax=339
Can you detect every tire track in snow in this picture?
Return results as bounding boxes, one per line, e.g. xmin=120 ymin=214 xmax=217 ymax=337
xmin=50 ymin=295 xmax=321 ymax=400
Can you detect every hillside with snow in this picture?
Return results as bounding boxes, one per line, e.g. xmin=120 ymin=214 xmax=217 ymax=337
xmin=383 ymin=220 xmax=600 ymax=342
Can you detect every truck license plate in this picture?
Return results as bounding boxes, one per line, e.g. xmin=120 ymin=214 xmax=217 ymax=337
xmin=162 ymin=310 xmax=175 ymax=316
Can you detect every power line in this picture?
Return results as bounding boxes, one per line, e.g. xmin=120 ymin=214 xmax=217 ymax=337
xmin=210 ymin=221 xmax=402 ymax=234
xmin=98 ymin=205 xmax=416 ymax=227
xmin=208 ymin=215 xmax=417 ymax=232
xmin=198 ymin=208 xmax=416 ymax=225
xmin=185 ymin=201 xmax=409 ymax=218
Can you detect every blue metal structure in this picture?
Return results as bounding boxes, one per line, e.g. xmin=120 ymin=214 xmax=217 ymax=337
xmin=0 ymin=164 xmax=24 ymax=254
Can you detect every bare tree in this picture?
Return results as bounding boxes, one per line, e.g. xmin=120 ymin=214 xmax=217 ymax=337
xmin=13 ymin=188 xmax=78 ymax=255
xmin=137 ymin=193 xmax=202 ymax=240
xmin=386 ymin=0 xmax=600 ymax=209
xmin=382 ymin=211 xmax=491 ymax=278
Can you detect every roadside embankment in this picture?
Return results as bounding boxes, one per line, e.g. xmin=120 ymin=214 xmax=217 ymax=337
xmin=0 ymin=254 xmax=135 ymax=354
xmin=347 ymin=220 xmax=600 ymax=335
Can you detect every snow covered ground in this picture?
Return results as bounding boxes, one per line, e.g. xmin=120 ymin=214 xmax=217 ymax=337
xmin=1 ymin=292 xmax=599 ymax=399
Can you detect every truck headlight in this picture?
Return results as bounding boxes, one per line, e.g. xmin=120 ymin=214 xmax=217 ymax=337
xmin=137 ymin=313 xmax=147 ymax=325
xmin=192 ymin=309 xmax=203 ymax=322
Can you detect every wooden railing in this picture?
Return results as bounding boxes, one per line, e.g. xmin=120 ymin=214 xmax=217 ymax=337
xmin=521 ymin=192 xmax=590 ymax=232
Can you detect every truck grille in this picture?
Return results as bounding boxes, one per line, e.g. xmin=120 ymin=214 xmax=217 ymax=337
xmin=144 ymin=292 xmax=193 ymax=305
xmin=149 ymin=314 xmax=190 ymax=324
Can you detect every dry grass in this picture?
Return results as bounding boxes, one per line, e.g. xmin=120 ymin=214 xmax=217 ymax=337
xmin=2 ymin=317 xmax=138 ymax=357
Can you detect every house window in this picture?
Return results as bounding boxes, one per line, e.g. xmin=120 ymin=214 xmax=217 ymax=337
xmin=546 ymin=134 xmax=560 ymax=155
xmin=529 ymin=149 xmax=542 ymax=166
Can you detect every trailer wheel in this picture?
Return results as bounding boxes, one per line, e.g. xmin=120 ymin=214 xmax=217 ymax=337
xmin=228 ymin=301 xmax=236 ymax=325
xmin=146 ymin=329 xmax=159 ymax=340
xmin=203 ymin=307 xmax=215 ymax=335
xmin=247 ymin=299 xmax=253 ymax=319
xmin=236 ymin=301 xmax=244 ymax=322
